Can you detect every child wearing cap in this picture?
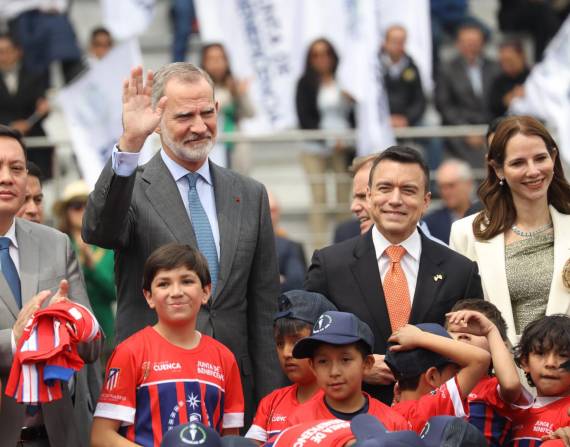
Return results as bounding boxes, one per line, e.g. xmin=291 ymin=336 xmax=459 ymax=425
xmin=91 ymin=244 xmax=244 ymax=447
xmin=386 ymin=323 xmax=490 ymax=433
xmin=508 ymin=315 xmax=570 ymax=446
xmin=286 ymin=311 xmax=409 ymax=430
xmin=446 ymin=299 xmax=530 ymax=446
xmin=245 ymin=290 xmax=337 ymax=444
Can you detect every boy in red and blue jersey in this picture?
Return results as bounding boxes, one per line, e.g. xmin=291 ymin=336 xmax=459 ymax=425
xmin=386 ymin=322 xmax=490 ymax=433
xmin=286 ymin=311 xmax=408 ymax=431
xmin=446 ymin=299 xmax=531 ymax=446
xmin=245 ymin=290 xmax=336 ymax=444
xmin=508 ymin=315 xmax=570 ymax=446
xmin=91 ymin=244 xmax=244 ymax=447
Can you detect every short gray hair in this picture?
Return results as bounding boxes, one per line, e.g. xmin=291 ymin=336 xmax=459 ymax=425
xmin=438 ymin=158 xmax=473 ymax=181
xmin=151 ymin=62 xmax=215 ymax=108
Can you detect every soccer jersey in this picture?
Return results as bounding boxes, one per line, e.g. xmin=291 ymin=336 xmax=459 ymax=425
xmin=246 ymin=384 xmax=323 ymax=442
xmin=508 ymin=396 xmax=570 ymax=446
xmin=392 ymin=377 xmax=468 ymax=433
xmin=267 ymin=419 xmax=354 ymax=447
xmin=95 ymin=326 xmax=244 ymax=447
xmin=287 ymin=392 xmax=408 ymax=430
xmin=467 ymin=375 xmax=513 ymax=447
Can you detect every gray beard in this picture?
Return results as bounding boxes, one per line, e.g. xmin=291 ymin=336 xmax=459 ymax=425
xmin=161 ymin=125 xmax=214 ymax=163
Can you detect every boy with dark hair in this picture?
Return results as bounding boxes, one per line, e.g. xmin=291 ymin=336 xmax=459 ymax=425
xmin=446 ymin=299 xmax=530 ymax=446
xmin=510 ymin=315 xmax=570 ymax=446
xmin=91 ymin=243 xmax=244 ymax=447
xmin=245 ymin=290 xmax=337 ymax=443
xmin=386 ymin=323 xmax=490 ymax=433
xmin=287 ymin=311 xmax=408 ymax=430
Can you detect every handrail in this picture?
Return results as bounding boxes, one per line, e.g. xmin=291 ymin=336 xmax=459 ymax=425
xmin=22 ymin=124 xmax=489 ymax=148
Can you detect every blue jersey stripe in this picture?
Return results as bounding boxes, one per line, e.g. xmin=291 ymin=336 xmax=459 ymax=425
xmin=133 ymin=385 xmax=153 ymax=446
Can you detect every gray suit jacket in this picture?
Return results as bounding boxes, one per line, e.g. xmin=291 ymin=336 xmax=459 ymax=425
xmin=82 ymin=153 xmax=282 ymax=410
xmin=435 ymin=55 xmax=500 ymax=126
xmin=0 ymin=218 xmax=102 ymax=447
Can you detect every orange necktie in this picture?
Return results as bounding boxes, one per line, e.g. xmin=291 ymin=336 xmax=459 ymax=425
xmin=383 ymin=245 xmax=411 ymax=331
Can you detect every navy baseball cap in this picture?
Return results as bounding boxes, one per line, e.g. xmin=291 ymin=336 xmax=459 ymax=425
xmin=161 ymin=422 xmax=221 ymax=447
xmin=219 ymin=436 xmax=257 ymax=446
xmin=420 ymin=416 xmax=488 ymax=447
xmin=292 ymin=311 xmax=375 ymax=359
xmin=274 ymin=290 xmax=337 ymax=325
xmin=385 ymin=323 xmax=456 ymax=379
xmin=161 ymin=423 xmax=256 ymax=447
xmin=351 ymin=414 xmax=426 ymax=446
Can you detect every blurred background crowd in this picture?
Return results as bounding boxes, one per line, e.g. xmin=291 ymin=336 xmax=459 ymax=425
xmin=0 ymin=0 xmax=569 ymax=351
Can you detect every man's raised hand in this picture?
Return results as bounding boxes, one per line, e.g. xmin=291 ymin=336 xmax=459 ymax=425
xmin=119 ymin=66 xmax=168 ymax=152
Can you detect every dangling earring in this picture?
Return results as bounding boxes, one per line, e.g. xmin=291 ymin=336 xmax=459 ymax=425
xmin=499 ymin=178 xmax=504 ymax=186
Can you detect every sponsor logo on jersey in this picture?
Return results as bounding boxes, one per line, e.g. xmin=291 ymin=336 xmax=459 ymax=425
xmin=153 ymin=361 xmax=182 ymax=372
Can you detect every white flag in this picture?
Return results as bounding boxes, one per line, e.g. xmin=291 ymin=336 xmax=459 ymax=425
xmin=57 ymin=40 xmax=146 ymax=187
xmin=100 ymin=0 xmax=155 ymax=41
xmin=510 ymin=16 xmax=570 ymax=164
xmin=337 ymin=0 xmax=395 ymax=155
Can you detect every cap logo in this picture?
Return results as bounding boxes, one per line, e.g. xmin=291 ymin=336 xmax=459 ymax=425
xmin=178 ymin=423 xmax=207 ymax=444
xmin=419 ymin=421 xmax=430 ymax=439
xmin=313 ymin=314 xmax=333 ymax=333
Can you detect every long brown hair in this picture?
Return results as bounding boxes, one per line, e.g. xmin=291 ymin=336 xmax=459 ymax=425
xmin=474 ymin=115 xmax=570 ymax=240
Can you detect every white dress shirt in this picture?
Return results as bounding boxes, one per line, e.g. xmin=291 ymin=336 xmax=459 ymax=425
xmin=111 ymin=148 xmax=220 ymax=258
xmin=371 ymin=225 xmax=422 ymax=304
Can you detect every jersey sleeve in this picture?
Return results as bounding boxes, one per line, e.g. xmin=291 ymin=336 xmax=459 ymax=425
xmin=245 ymin=392 xmax=273 ymax=441
xmin=222 ymin=349 xmax=244 ymax=429
xmin=94 ymin=342 xmax=139 ymax=424
xmin=407 ymin=377 xmax=468 ymax=432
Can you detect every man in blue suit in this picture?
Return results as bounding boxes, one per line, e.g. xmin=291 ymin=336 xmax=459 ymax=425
xmin=423 ymin=159 xmax=476 ymax=244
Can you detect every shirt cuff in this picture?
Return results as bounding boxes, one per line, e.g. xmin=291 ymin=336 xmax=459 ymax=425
xmin=112 ymin=146 xmax=140 ymax=177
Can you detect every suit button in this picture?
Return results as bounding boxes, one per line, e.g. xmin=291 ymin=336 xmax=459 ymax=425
xmin=211 ymin=311 xmax=216 ymax=318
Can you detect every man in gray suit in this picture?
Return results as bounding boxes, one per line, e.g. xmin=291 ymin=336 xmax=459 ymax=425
xmin=0 ymin=126 xmax=102 ymax=446
xmin=435 ymin=23 xmax=500 ymax=168
xmin=82 ymin=63 xmax=281 ymax=420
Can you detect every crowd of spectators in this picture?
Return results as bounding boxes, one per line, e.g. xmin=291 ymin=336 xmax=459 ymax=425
xmin=0 ymin=2 xmax=569 ymax=445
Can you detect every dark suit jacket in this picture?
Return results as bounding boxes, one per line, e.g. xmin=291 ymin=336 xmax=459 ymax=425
xmin=423 ymin=207 xmax=454 ymax=245
xmin=82 ymin=153 xmax=282 ymax=413
xmin=0 ymin=219 xmax=102 ymax=447
xmin=333 ymin=219 xmax=361 ymax=244
xmin=435 ymin=55 xmax=499 ymax=126
xmin=304 ymin=229 xmax=483 ymax=403
xmin=0 ymin=67 xmax=48 ymax=136
xmin=276 ymin=235 xmax=307 ymax=292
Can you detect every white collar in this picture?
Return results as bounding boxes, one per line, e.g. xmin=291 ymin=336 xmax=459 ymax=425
xmin=160 ymin=149 xmax=213 ymax=186
xmin=0 ymin=219 xmax=18 ymax=249
xmin=372 ymin=225 xmax=421 ymax=261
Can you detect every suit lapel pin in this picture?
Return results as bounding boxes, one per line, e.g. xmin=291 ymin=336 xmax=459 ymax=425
xmin=433 ymin=273 xmax=444 ymax=282
xmin=235 ymin=196 xmax=240 ymax=203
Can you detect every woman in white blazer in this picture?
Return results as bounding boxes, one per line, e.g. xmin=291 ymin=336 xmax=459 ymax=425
xmin=450 ymin=116 xmax=570 ymax=345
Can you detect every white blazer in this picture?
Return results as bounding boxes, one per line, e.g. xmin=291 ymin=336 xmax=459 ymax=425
xmin=450 ymin=206 xmax=570 ymax=344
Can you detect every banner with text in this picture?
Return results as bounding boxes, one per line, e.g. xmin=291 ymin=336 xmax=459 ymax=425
xmin=57 ymin=39 xmax=147 ymax=187
xmin=195 ymin=0 xmax=430 ymax=154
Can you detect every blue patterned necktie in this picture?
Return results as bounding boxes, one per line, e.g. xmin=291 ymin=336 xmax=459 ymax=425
xmin=0 ymin=237 xmax=21 ymax=309
xmin=186 ymin=172 xmax=219 ymax=293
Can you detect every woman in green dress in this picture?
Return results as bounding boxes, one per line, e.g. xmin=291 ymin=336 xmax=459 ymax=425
xmin=54 ymin=180 xmax=116 ymax=357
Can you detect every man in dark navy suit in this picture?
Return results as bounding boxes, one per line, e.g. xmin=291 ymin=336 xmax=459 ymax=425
xmin=305 ymin=147 xmax=483 ymax=404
